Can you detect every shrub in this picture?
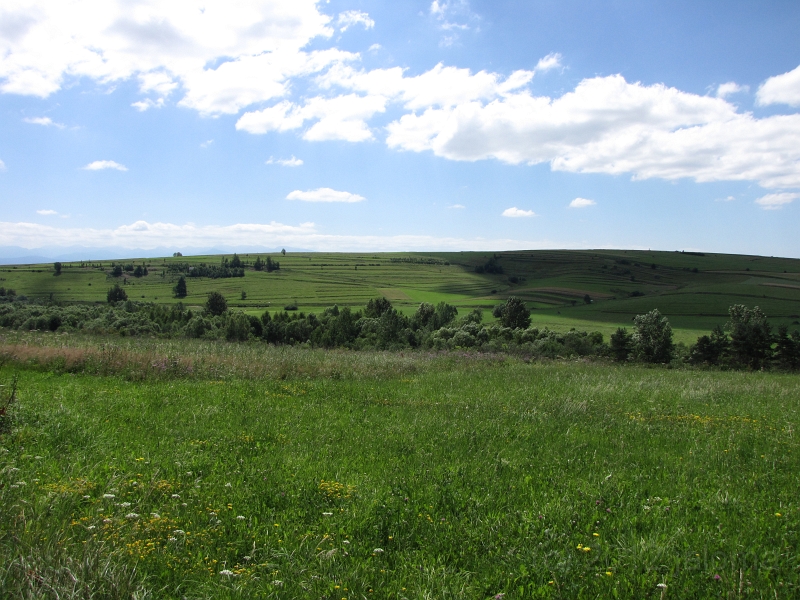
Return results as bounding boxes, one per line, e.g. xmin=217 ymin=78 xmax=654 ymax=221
xmin=492 ymin=297 xmax=530 ymax=329
xmin=205 ymin=292 xmax=227 ymax=316
xmin=107 ymin=284 xmax=128 ymax=303
xmin=632 ymin=309 xmax=674 ymax=363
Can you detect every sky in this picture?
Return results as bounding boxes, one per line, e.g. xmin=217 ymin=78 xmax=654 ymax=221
xmin=1 ymin=0 xmax=800 ymax=258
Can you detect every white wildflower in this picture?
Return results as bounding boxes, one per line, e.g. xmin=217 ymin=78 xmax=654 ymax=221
xmin=150 ymin=513 xmax=160 ymax=519
xmin=103 ymin=494 xmax=115 ymax=499
xmin=236 ymin=515 xmax=246 ymax=520
xmin=125 ymin=513 xmax=139 ymax=519
xmin=219 ymin=569 xmax=234 ymax=576
xmin=225 ymin=482 xmax=232 ymax=488
xmin=322 ymin=512 xmax=333 ymax=516
xmin=272 ymin=580 xmax=283 ymax=587
xmin=171 ymin=494 xmax=180 ymax=499
xmin=373 ymin=548 xmax=384 ymax=554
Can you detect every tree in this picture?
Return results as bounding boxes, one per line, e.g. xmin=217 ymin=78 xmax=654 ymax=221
xmin=107 ymin=283 xmax=128 ymax=303
xmin=727 ymin=304 xmax=772 ymax=369
xmin=173 ymin=276 xmax=187 ymax=298
xmin=609 ymin=327 xmax=633 ymax=361
xmin=774 ymin=326 xmax=799 ymax=371
xmin=253 ymin=256 xmax=264 ymax=271
xmin=583 ymin=294 xmax=591 ymax=304
xmin=241 ymin=290 xmax=247 ymax=300
xmin=111 ymin=265 xmax=123 ymax=277
xmin=632 ymin=309 xmax=674 ymax=363
xmin=230 ymin=253 xmax=243 ymax=268
xmin=133 ymin=265 xmax=144 ymax=277
xmin=206 ymin=291 xmax=228 ymax=316
xmin=689 ymin=326 xmax=729 ymax=366
xmin=493 ymin=297 xmax=530 ymax=329
xmin=53 ymin=262 xmax=62 ymax=276
xmin=365 ymin=297 xmax=393 ymax=318
xmin=281 ymin=248 xmax=286 ymax=256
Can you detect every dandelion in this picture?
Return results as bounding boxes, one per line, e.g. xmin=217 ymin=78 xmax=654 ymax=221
xmin=593 ymin=533 xmax=600 ymax=537
xmin=606 ymin=571 xmax=612 ymax=576
xmin=775 ymin=513 xmax=782 ymax=517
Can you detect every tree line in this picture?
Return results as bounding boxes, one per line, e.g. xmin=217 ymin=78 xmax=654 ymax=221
xmin=0 ymin=292 xmax=798 ymax=370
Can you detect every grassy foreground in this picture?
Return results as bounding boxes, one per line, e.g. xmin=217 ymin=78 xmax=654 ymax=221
xmin=1 ymin=343 xmax=799 ymax=598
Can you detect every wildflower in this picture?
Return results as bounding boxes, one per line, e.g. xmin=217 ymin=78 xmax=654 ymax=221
xmin=373 ymin=548 xmax=384 ymax=554
xmin=225 ymin=483 xmax=232 ymax=488
xmin=322 ymin=512 xmax=333 ymax=516
xmin=548 ymin=580 xmax=554 ymax=585
xmin=87 ymin=525 xmax=96 ymax=530
xmin=168 ymin=537 xmax=177 ymax=542
xmin=219 ymin=569 xmax=234 ymax=576
xmin=606 ymin=571 xmax=612 ymax=576
xmin=494 ymin=594 xmax=506 ymax=599
xmin=125 ymin=513 xmax=139 ymax=519
xmin=83 ymin=495 xmax=90 ymax=499
xmin=342 ymin=540 xmax=350 ymax=544
xmin=593 ymin=533 xmax=599 ymax=537
xmin=181 ymin=503 xmax=187 ymax=507
xmin=103 ymin=518 xmax=112 ymax=523
xmin=713 ymin=575 xmax=721 ymax=581
xmin=657 ymin=583 xmax=667 ymax=588
xmin=119 ymin=502 xmax=131 ymax=507
xmin=775 ymin=513 xmax=782 ymax=517
xmin=103 ymin=494 xmax=115 ymax=499
xmin=171 ymin=494 xmax=180 ymax=499
xmin=173 ymin=530 xmax=185 ymax=534
xmin=236 ymin=515 xmax=246 ymax=520
xmin=272 ymin=580 xmax=283 ymax=586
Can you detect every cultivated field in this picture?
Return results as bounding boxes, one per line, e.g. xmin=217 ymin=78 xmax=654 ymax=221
xmin=1 ymin=337 xmax=799 ymax=598
xmin=3 ymin=250 xmax=800 ymax=344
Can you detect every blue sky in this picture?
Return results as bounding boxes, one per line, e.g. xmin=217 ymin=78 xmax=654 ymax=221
xmin=1 ymin=0 xmax=800 ymax=258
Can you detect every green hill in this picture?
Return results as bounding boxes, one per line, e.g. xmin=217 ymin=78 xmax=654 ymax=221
xmin=3 ymin=250 xmax=799 ymax=343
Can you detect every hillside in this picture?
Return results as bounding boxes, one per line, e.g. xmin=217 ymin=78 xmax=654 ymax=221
xmin=2 ymin=249 xmax=799 ymax=342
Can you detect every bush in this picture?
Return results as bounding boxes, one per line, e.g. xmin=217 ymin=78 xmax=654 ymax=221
xmin=632 ymin=309 xmax=674 ymax=363
xmin=727 ymin=304 xmax=772 ymax=369
xmin=492 ymin=297 xmax=530 ymax=329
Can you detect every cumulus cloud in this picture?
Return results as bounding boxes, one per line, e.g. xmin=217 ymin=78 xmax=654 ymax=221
xmin=569 ymin=197 xmax=596 ymax=208
xmin=24 ymin=116 xmax=64 ymax=127
xmin=266 ymin=155 xmax=303 ymax=166
xmin=755 ymin=192 xmax=798 ymax=210
xmin=756 ymin=64 xmax=800 ymax=107
xmin=534 ymin=53 xmax=562 ymax=74
xmin=132 ymin=98 xmax=165 ymax=111
xmin=502 ymin=207 xmax=536 ymax=218
xmin=83 ymin=160 xmax=127 ymax=171
xmin=337 ymin=11 xmax=374 ymax=32
xmin=368 ymin=43 xmax=382 ymax=53
xmin=286 ymin=187 xmax=364 ymax=202
xmin=716 ymin=82 xmax=748 ymax=98
xmin=237 ymin=94 xmax=386 ymax=142
xmin=0 ymin=0 xmax=345 ymax=115
xmin=37 ymin=209 xmax=57 ymax=215
xmin=200 ymin=139 xmax=213 ymax=148
xmin=0 ymin=219 xmax=565 ymax=251
xmin=385 ymin=73 xmax=800 ymax=189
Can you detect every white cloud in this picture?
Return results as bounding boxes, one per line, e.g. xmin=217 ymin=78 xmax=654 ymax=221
xmin=385 ymin=73 xmax=800 ymax=189
xmin=24 ymin=116 xmax=64 ymax=128
xmin=0 ymin=0 xmax=343 ymax=115
xmin=266 ymin=155 xmax=303 ymax=166
xmin=429 ymin=0 xmax=478 ymax=46
xmin=37 ymin=209 xmax=57 ymax=215
xmin=237 ymin=94 xmax=386 ymax=142
xmin=716 ymin=82 xmax=748 ymax=98
xmin=287 ymin=188 xmax=364 ymax=202
xmin=502 ymin=207 xmax=536 ymax=218
xmin=755 ymin=192 xmax=798 ymax=210
xmin=200 ymin=139 xmax=214 ymax=148
xmin=0 ymin=159 xmax=5 ymax=171
xmin=534 ymin=53 xmax=562 ymax=74
xmin=83 ymin=160 xmax=128 ymax=171
xmin=569 ymin=197 xmax=595 ymax=208
xmin=716 ymin=195 xmax=736 ymax=202
xmin=448 ymin=204 xmax=465 ymax=209
xmin=368 ymin=43 xmax=382 ymax=53
xmin=757 ymin=64 xmax=800 ymax=107
xmin=337 ymin=11 xmax=374 ymax=32
xmin=0 ymin=219 xmax=569 ymax=251
xmin=132 ymin=98 xmax=165 ymax=111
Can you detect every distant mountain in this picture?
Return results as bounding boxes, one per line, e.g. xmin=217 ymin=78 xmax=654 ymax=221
xmin=0 ymin=245 xmax=310 ymax=265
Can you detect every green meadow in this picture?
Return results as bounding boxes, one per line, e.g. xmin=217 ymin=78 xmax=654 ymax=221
xmin=4 ymin=249 xmax=800 ymax=344
xmin=1 ymin=336 xmax=799 ymax=598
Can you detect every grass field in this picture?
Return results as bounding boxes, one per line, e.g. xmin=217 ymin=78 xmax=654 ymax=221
xmin=1 ymin=336 xmax=799 ymax=598
xmin=3 ymin=249 xmax=800 ymax=344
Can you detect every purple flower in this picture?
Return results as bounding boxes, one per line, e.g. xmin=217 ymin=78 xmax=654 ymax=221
xmin=713 ymin=574 xmax=721 ymax=581
xmin=494 ymin=594 xmax=506 ymax=599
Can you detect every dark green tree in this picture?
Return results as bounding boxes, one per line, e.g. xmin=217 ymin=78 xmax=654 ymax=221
xmin=253 ymin=256 xmax=264 ymax=271
xmin=107 ymin=283 xmax=128 ymax=303
xmin=774 ymin=326 xmax=799 ymax=371
xmin=53 ymin=262 xmax=62 ymax=276
xmin=173 ymin=276 xmax=187 ymax=298
xmin=727 ymin=304 xmax=772 ymax=369
xmin=133 ymin=265 xmax=144 ymax=277
xmin=206 ymin=291 xmax=228 ymax=316
xmin=230 ymin=253 xmax=243 ymax=268
xmin=492 ymin=297 xmax=530 ymax=329
xmin=689 ymin=326 xmax=729 ymax=365
xmin=609 ymin=327 xmax=633 ymax=362
xmin=111 ymin=265 xmax=123 ymax=277
xmin=583 ymin=294 xmax=591 ymax=304
xmin=365 ymin=297 xmax=393 ymax=318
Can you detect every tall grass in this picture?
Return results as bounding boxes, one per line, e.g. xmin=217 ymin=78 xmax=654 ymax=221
xmin=1 ymin=343 xmax=798 ymax=598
